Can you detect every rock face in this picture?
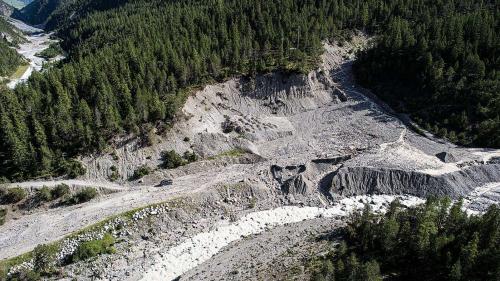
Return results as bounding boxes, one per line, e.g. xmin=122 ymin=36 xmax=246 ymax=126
xmin=271 ymin=164 xmax=311 ymax=195
xmin=436 ymin=151 xmax=458 ymax=163
xmin=0 ymin=1 xmax=14 ymax=16
xmin=329 ymin=164 xmax=500 ymax=199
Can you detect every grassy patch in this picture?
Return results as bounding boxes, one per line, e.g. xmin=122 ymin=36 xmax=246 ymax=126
xmin=208 ymin=148 xmax=247 ymax=160
xmin=9 ymin=64 xmax=29 ymax=80
xmin=0 ymin=195 xmax=194 ymax=279
xmin=71 ymin=234 xmax=115 ymax=262
xmin=0 ymin=187 xmax=27 ymax=204
xmin=63 ymin=187 xmax=97 ymax=205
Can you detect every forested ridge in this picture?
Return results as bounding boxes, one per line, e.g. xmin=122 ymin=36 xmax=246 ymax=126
xmin=310 ymin=198 xmax=500 ymax=281
xmin=0 ymin=0 xmax=498 ymax=181
xmin=354 ymin=0 xmax=499 ymax=148
xmin=0 ymin=17 xmax=23 ymax=77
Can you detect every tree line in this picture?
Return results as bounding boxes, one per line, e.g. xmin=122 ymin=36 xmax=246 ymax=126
xmin=354 ymin=0 xmax=499 ymax=147
xmin=0 ymin=0 xmax=498 ymax=181
xmin=0 ymin=0 xmax=386 ymax=181
xmin=311 ymin=198 xmax=499 ymax=281
xmin=0 ymin=17 xmax=23 ymax=77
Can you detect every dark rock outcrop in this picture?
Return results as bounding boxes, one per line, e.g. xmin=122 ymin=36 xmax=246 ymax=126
xmin=328 ymin=164 xmax=500 ymax=199
xmin=271 ymin=164 xmax=312 ymax=195
xmin=435 ymin=152 xmax=458 ymax=163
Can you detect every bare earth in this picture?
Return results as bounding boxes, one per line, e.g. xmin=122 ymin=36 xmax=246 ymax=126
xmin=1 ymin=35 xmax=499 ymax=280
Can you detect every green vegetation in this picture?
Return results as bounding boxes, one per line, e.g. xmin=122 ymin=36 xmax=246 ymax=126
xmin=160 ymin=150 xmax=185 ymax=169
xmin=71 ymin=233 xmax=115 ymax=262
xmin=34 ymin=184 xmax=70 ymax=202
xmin=32 ymin=244 xmax=58 ymax=275
xmin=0 ymin=18 xmax=23 ymax=77
xmin=353 ymin=0 xmax=499 ymax=148
xmin=63 ymin=187 xmax=97 ymax=205
xmin=9 ymin=64 xmax=29 ymax=80
xmin=35 ymin=42 xmax=63 ymax=59
xmin=2 ymin=0 xmax=498 ymax=183
xmin=50 ymin=183 xmax=70 ymax=199
xmin=0 ymin=187 xmax=27 ymax=204
xmin=160 ymin=150 xmax=197 ymax=169
xmin=183 ymin=151 xmax=198 ymax=163
xmin=310 ymin=198 xmax=500 ymax=281
xmin=6 ymin=243 xmax=59 ymax=280
xmin=0 ymin=208 xmax=6 ymax=225
xmin=109 ymin=165 xmax=119 ymax=182
xmin=36 ymin=186 xmax=52 ymax=202
xmin=6 ymin=269 xmax=41 ymax=281
xmin=130 ymin=165 xmax=151 ymax=181
xmin=208 ymin=148 xmax=247 ymax=160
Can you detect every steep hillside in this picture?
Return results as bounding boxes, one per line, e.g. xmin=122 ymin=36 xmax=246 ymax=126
xmin=354 ymin=0 xmax=499 ymax=148
xmin=0 ymin=0 xmax=498 ymax=184
xmin=0 ymin=0 xmax=14 ymax=16
xmin=1 ymin=38 xmax=498 ymax=280
xmin=3 ymin=0 xmax=31 ymax=9
xmin=0 ymin=0 xmax=370 ymax=182
xmin=0 ymin=17 xmax=23 ymax=78
xmin=12 ymin=0 xmax=60 ymax=26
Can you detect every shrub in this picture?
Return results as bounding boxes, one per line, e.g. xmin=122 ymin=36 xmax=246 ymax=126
xmin=65 ymin=187 xmax=97 ymax=205
xmin=51 ymin=184 xmax=70 ymax=199
xmin=0 ymin=208 xmax=6 ymax=225
xmin=160 ymin=150 xmax=185 ymax=169
xmin=35 ymin=43 xmax=62 ymax=59
xmin=109 ymin=166 xmax=120 ymax=182
xmin=36 ymin=187 xmax=52 ymax=202
xmin=130 ymin=165 xmax=151 ymax=180
xmin=1 ymin=187 xmax=27 ymax=204
xmin=71 ymin=233 xmax=115 ymax=262
xmin=57 ymin=160 xmax=86 ymax=179
xmin=33 ymin=244 xmax=59 ymax=275
xmin=183 ymin=151 xmax=198 ymax=163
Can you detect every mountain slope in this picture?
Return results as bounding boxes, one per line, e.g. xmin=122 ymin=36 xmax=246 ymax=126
xmin=0 ymin=0 xmax=498 ymax=184
xmin=354 ymin=0 xmax=500 ymax=148
xmin=0 ymin=0 xmax=354 ymax=181
xmin=0 ymin=17 xmax=23 ymax=78
xmin=3 ymin=0 xmax=32 ymax=9
xmin=0 ymin=0 xmax=14 ymax=16
xmin=13 ymin=0 xmax=61 ymax=26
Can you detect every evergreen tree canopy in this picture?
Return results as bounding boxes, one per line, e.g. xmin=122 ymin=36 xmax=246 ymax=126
xmin=311 ymin=199 xmax=500 ymax=281
xmin=1 ymin=0 xmax=498 ymax=181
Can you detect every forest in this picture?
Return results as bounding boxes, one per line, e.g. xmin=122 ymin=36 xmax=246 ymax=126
xmin=310 ymin=198 xmax=500 ymax=281
xmin=0 ymin=17 xmax=23 ymax=77
xmin=0 ymin=0 xmax=498 ymax=181
xmin=354 ymin=0 xmax=499 ymax=148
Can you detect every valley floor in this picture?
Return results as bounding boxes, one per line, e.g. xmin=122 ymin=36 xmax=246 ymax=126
xmin=5 ymin=18 xmax=61 ymax=88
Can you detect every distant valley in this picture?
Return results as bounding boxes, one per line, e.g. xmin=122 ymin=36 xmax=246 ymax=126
xmin=2 ymin=0 xmax=32 ymax=9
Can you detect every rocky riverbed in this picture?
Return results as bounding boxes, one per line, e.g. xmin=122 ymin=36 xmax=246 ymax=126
xmin=6 ymin=18 xmax=61 ymax=88
xmin=1 ymin=34 xmax=499 ymax=280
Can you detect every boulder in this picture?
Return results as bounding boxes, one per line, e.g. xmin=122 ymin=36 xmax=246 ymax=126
xmin=435 ymin=151 xmax=458 ymax=163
